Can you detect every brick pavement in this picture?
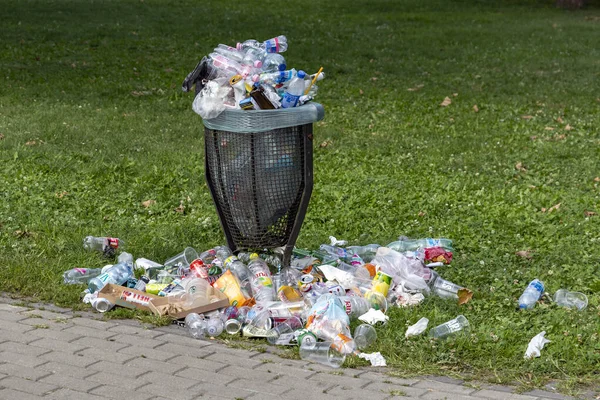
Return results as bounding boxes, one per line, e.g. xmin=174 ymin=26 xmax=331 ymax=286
xmin=0 ymin=298 xmax=596 ymax=400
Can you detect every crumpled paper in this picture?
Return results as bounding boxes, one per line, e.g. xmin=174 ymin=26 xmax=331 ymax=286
xmin=318 ymin=264 xmax=356 ymax=289
xmin=358 ymin=309 xmax=389 ymax=325
xmin=358 ymin=352 xmax=387 ymax=367
xmin=405 ymin=317 xmax=429 ymax=338
xmin=525 ymin=331 xmax=551 ymax=359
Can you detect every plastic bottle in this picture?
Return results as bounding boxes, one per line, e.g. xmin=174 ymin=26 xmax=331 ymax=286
xmin=263 ymin=35 xmax=288 ymax=53
xmin=280 ymin=70 xmax=306 ymax=108
xmin=185 ymin=313 xmax=207 ymax=339
xmin=346 ymin=244 xmax=381 ymax=262
xmin=387 ymin=238 xmax=454 ymax=252
xmin=224 ymin=256 xmax=254 ymax=299
xmin=261 ymin=53 xmax=286 ymax=73
xmin=429 ymin=315 xmax=470 ymax=339
xmin=87 ymin=252 xmax=134 ymax=293
xmin=519 ymin=279 xmax=545 ymax=310
xmin=63 ymin=268 xmax=102 ymax=284
xmin=205 ymin=318 xmax=224 ymax=337
xmin=83 ymin=236 xmax=122 ymax=254
xmin=247 ymin=258 xmax=276 ymax=303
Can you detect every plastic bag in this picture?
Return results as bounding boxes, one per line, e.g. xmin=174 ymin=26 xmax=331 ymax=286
xmin=371 ymin=247 xmax=431 ymax=293
xmin=192 ymin=78 xmax=233 ymax=119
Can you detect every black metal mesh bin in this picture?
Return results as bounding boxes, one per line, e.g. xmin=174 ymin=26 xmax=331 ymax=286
xmin=202 ymin=103 xmax=325 ymax=267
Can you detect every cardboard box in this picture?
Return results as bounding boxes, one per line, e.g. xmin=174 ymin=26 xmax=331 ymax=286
xmin=148 ymin=286 xmax=230 ymax=319
xmin=97 ymin=284 xmax=161 ymax=312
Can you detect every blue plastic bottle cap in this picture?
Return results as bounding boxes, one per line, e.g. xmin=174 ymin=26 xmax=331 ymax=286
xmin=278 ymin=64 xmax=286 ymax=71
xmin=297 ymin=70 xmax=306 ymax=78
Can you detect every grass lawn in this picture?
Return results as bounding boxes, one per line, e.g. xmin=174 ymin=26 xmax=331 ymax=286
xmin=1 ymin=0 xmax=599 ymax=394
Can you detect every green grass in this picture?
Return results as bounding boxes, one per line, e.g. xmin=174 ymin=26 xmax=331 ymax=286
xmin=1 ymin=0 xmax=599 ymax=393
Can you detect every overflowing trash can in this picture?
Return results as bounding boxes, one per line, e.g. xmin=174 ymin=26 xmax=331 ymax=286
xmin=202 ymin=104 xmax=324 ymax=267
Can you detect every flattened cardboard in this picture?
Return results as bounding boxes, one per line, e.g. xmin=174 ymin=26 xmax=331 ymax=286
xmin=148 ymin=286 xmax=229 ymax=319
xmin=97 ymin=284 xmax=161 ymax=312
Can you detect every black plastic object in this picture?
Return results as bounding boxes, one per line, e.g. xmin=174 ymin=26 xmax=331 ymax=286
xmin=204 ymin=123 xmax=314 ymax=267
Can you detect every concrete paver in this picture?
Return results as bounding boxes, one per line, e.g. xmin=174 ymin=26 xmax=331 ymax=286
xmin=0 ymin=295 xmax=595 ymax=400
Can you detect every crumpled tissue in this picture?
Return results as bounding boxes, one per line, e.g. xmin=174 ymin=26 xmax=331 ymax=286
xmin=405 ymin=317 xmax=429 ymax=338
xmin=329 ymin=236 xmax=348 ymax=246
xmin=524 ymin=331 xmax=551 ymax=359
xmin=82 ymin=291 xmax=97 ymax=304
xmin=358 ymin=352 xmax=387 ymax=367
xmin=358 ymin=309 xmax=389 ymax=325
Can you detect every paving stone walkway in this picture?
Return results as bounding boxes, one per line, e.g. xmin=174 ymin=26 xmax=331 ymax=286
xmin=0 ymin=297 xmax=595 ymax=400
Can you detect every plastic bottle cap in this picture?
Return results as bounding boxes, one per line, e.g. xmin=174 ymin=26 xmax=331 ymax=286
xmin=251 ymin=74 xmax=259 ymax=82
xmin=278 ymin=64 xmax=286 ymax=72
xmin=254 ymin=60 xmax=262 ymax=68
xmin=297 ymin=70 xmax=306 ymax=79
xmin=236 ymin=42 xmax=243 ymax=50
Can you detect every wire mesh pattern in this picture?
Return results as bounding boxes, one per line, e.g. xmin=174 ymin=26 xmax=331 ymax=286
xmin=204 ymin=124 xmax=313 ymax=261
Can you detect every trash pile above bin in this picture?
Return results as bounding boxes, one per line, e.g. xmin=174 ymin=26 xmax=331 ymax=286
xmin=182 ymin=35 xmax=324 ymax=119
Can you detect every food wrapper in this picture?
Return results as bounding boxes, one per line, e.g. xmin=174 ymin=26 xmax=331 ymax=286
xmin=424 ymin=247 xmax=453 ymax=264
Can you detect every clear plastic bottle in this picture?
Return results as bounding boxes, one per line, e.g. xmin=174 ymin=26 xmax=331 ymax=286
xmin=519 ymin=279 xmax=544 ymax=310
xmin=224 ymin=256 xmax=254 ymax=299
xmin=346 ymin=244 xmax=381 ymax=262
xmin=263 ymin=35 xmax=288 ymax=53
xmin=280 ymin=70 xmax=306 ymax=108
xmin=87 ymin=252 xmax=134 ymax=293
xmin=427 ymin=270 xmax=463 ymax=299
xmin=261 ymin=53 xmax=286 ymax=73
xmin=247 ymin=258 xmax=276 ymax=303
xmin=387 ymin=238 xmax=454 ymax=252
xmin=63 ymin=268 xmax=102 ymax=284
xmin=185 ymin=313 xmax=207 ymax=339
xmin=205 ymin=318 xmax=224 ymax=337
xmin=429 ymin=315 xmax=470 ymax=339
xmin=83 ymin=236 xmax=122 ymax=254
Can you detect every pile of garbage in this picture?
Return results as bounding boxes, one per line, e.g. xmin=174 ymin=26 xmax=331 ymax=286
xmin=182 ymin=35 xmax=324 ymax=119
xmin=65 ymin=235 xmax=587 ymax=368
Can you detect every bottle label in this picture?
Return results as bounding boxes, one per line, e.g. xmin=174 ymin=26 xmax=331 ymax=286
xmin=265 ymin=37 xmax=279 ymax=53
xmin=281 ymin=92 xmax=300 ymax=108
xmin=447 ymin=319 xmax=462 ymax=333
xmin=342 ymin=299 xmax=353 ymax=315
xmin=275 ymin=333 xmax=295 ymax=345
xmin=529 ymin=280 xmax=544 ymax=293
xmin=74 ymin=268 xmax=87 ymax=274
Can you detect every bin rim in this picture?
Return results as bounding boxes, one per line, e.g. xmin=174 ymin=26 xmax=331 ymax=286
xmin=202 ymin=102 xmax=325 ymax=133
